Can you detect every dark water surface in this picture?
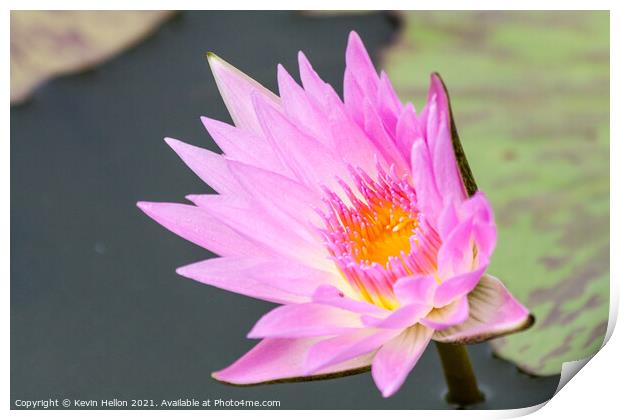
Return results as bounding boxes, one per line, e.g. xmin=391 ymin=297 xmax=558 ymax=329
xmin=11 ymin=11 xmax=560 ymax=409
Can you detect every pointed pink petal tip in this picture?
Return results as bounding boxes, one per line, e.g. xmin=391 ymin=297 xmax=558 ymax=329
xmin=163 ymin=136 xmax=179 ymax=148
xmin=428 ymin=72 xmax=447 ymax=102
xmin=347 ymin=30 xmax=363 ymax=47
xmin=136 ymin=201 xmax=151 ymax=213
xmin=206 ymin=51 xmax=279 ymax=134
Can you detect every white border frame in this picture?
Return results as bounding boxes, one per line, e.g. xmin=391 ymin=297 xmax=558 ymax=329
xmin=4 ymin=2 xmax=617 ymax=419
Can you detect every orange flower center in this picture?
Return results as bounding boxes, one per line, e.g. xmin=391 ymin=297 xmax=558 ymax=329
xmin=320 ymin=166 xmax=440 ymax=309
xmin=343 ymin=195 xmax=418 ymax=267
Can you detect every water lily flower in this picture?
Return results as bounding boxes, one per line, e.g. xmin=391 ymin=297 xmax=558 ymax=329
xmin=138 ymin=31 xmax=531 ymax=398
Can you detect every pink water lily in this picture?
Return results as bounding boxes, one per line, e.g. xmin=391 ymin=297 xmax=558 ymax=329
xmin=138 ymin=32 xmax=531 ymax=398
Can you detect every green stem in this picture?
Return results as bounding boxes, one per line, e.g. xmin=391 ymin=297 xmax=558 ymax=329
xmin=435 ymin=342 xmax=484 ymax=406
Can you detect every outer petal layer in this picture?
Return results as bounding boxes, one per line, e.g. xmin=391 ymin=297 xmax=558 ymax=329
xmin=361 ymin=303 xmax=431 ymax=329
xmin=304 ymin=328 xmax=400 ymax=374
xmin=248 ymin=303 xmax=365 ymax=338
xmin=176 ymin=257 xmax=338 ymax=304
xmin=420 ymin=296 xmax=469 ymax=330
xmin=371 ymin=324 xmax=433 ymax=397
xmin=433 ymin=274 xmax=532 ymax=344
xmin=393 ymin=275 xmax=437 ymax=305
xmin=188 ymin=194 xmax=330 ymax=271
xmin=425 ymin=73 xmax=466 ymax=204
xmin=207 ymin=53 xmax=280 ymax=135
xmin=164 ymin=138 xmax=239 ymax=195
xmin=212 ymin=338 xmax=374 ymax=385
xmin=200 ymin=116 xmax=290 ymax=177
xmin=253 ymin=93 xmax=349 ymax=192
xmin=136 ymin=202 xmax=268 ymax=258
xmin=226 ymin=159 xmax=323 ymax=230
xmin=433 ymin=265 xmax=488 ymax=308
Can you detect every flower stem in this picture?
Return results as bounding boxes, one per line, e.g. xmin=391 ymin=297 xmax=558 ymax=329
xmin=435 ymin=342 xmax=484 ymax=406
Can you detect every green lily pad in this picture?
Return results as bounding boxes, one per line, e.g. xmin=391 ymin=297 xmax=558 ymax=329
xmin=383 ymin=11 xmax=609 ymax=375
xmin=10 ymin=11 xmax=172 ymax=104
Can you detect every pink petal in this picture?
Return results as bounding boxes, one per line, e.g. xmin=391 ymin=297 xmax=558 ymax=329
xmin=212 ymin=337 xmax=374 ymax=385
xmin=176 ymin=257 xmax=339 ymax=304
xmin=362 ymin=98 xmax=409 ymax=171
xmin=207 ymin=53 xmax=280 ymax=135
xmin=186 ymin=194 xmax=331 ymax=271
xmin=372 ymin=324 xmax=433 ymax=397
xmin=248 ymin=303 xmax=364 ymax=339
xmin=433 ymin=265 xmax=488 ymax=308
xmin=344 ymin=31 xmax=379 ymax=103
xmin=296 ymin=50 xmax=384 ymax=175
xmin=420 ymin=296 xmax=469 ymax=330
xmin=421 ymin=74 xmax=467 ymax=205
xmin=438 ymin=192 xmax=497 ymax=260
xmin=200 ymin=116 xmax=291 ymax=177
xmin=252 ymin=93 xmax=349 ymax=191
xmin=437 ymin=199 xmax=459 ymax=239
xmin=433 ymin=274 xmax=531 ymax=344
xmin=343 ymin=68 xmax=366 ymax=127
xmin=461 ymin=191 xmax=494 ymax=224
xmin=462 ymin=192 xmax=497 ymax=257
xmin=277 ymin=64 xmax=333 ymax=145
xmin=436 ymin=217 xmax=475 ymax=278
xmin=136 ymin=201 xmax=267 ymax=257
xmin=325 ymin=94 xmax=385 ymax=176
xmin=395 ymin=103 xmax=421 ymax=161
xmin=376 ymin=71 xmax=403 ymax=137
xmin=164 ymin=138 xmax=239 ymax=195
xmin=362 ymin=303 xmax=431 ymax=329
xmin=225 ymin=159 xmax=323 ymax=230
xmin=411 ymin=139 xmax=442 ymax=224
xmin=312 ymin=285 xmax=389 ymax=316
xmin=424 ymin=74 xmax=449 ymax=149
xmin=393 ymin=275 xmax=437 ymax=305
xmin=297 ymin=51 xmax=341 ymax=113
xmin=430 ymin=118 xmax=466 ymax=204
xmin=304 ymin=328 xmax=400 ymax=375
xmin=428 ymin=74 xmax=448 ymax=109
xmin=473 ymin=223 xmax=496 ymax=266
